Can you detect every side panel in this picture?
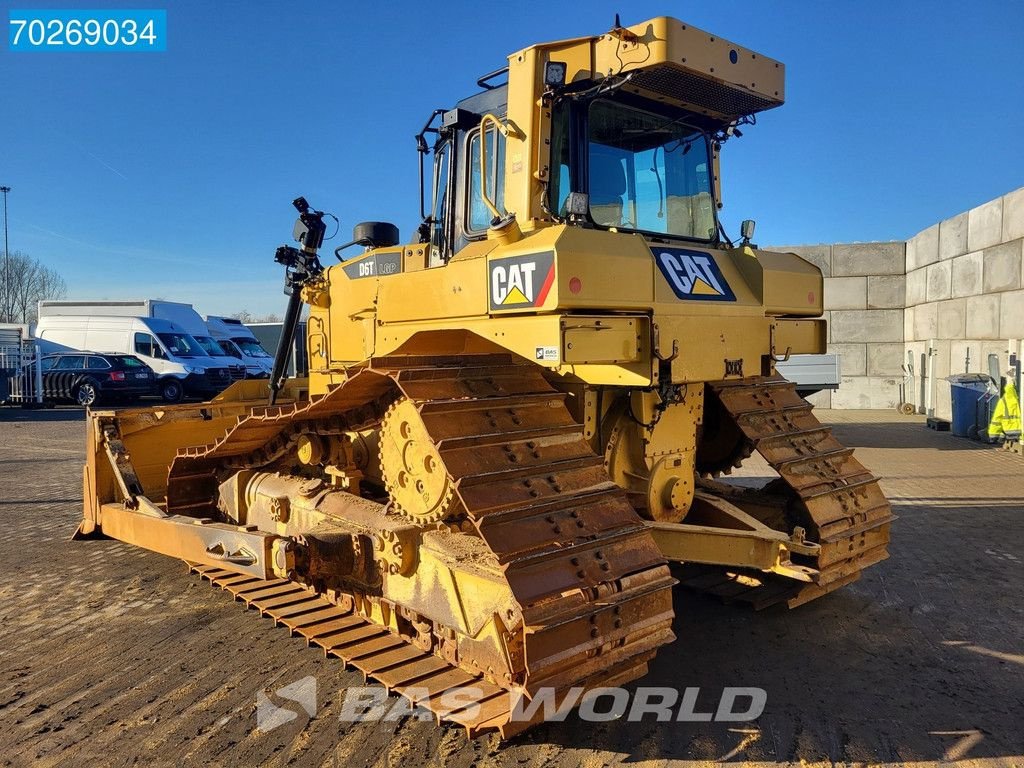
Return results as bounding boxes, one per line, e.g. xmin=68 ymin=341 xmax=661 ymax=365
xmin=659 ymin=315 xmax=772 ymax=383
xmin=36 ymin=320 xmax=88 ymax=350
xmin=83 ymin=322 xmax=131 ymax=358
xmin=377 ymin=256 xmax=487 ymax=322
xmin=652 ymin=245 xmax=761 ymax=311
xmin=757 ymin=250 xmax=824 ymax=316
xmin=774 ymin=318 xmax=827 ymax=356
xmin=325 ymin=258 xmax=380 ymax=365
xmin=314 ymin=225 xmax=824 ymax=390
xmin=542 ymin=227 xmax=654 ymax=311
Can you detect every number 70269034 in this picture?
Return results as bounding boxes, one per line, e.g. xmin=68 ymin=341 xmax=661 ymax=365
xmin=8 ymin=10 xmax=166 ymax=51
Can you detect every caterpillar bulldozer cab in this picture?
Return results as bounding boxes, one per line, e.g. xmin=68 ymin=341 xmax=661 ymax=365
xmin=80 ymin=16 xmax=892 ymax=738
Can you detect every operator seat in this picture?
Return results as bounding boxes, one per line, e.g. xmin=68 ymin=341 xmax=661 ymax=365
xmin=666 ymin=190 xmax=717 ymax=239
xmin=589 ymin=149 xmax=626 ymax=227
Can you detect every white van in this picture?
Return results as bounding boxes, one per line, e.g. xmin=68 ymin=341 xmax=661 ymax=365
xmin=34 ymin=315 xmax=232 ymax=402
xmin=38 ymin=299 xmax=246 ymax=382
xmin=206 ymin=316 xmax=273 ymax=377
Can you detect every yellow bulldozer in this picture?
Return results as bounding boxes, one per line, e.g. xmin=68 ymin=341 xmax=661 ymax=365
xmin=79 ymin=16 xmax=892 ymax=737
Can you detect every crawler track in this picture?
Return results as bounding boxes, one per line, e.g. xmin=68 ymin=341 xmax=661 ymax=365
xmin=167 ymin=355 xmax=676 ymax=737
xmin=680 ymin=376 xmax=894 ymax=608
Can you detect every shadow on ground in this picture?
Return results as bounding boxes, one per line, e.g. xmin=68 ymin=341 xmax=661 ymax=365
xmin=830 ymin=420 xmax=1001 ymax=451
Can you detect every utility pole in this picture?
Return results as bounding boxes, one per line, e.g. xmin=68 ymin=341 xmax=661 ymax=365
xmin=0 ymin=185 xmax=9 ymax=323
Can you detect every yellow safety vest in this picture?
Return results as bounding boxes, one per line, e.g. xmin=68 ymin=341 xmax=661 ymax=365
xmin=988 ymin=379 xmax=1021 ymax=438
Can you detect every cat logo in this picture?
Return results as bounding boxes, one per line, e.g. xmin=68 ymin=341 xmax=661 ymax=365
xmin=489 ymin=252 xmax=555 ymax=310
xmin=654 ymin=247 xmax=736 ymax=302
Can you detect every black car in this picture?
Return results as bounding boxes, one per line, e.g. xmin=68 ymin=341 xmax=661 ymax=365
xmin=38 ymin=352 xmax=156 ymax=406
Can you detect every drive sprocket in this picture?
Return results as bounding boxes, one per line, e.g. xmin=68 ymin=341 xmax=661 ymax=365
xmin=379 ymin=398 xmax=456 ymax=523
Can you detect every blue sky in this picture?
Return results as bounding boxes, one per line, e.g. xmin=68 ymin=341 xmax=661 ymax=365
xmin=1 ymin=1 xmax=1022 ymax=318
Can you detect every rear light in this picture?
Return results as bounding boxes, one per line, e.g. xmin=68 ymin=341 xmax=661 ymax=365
xmin=110 ymin=371 xmax=126 ymax=381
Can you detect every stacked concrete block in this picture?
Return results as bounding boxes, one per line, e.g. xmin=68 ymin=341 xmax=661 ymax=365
xmin=937 ymin=298 xmax=967 ymax=339
xmin=926 ymin=260 xmax=952 ymax=301
xmin=903 ymin=186 xmax=1024 ymax=420
xmin=772 ymin=242 xmax=905 ymax=409
xmin=912 ymin=302 xmax=938 ymax=339
xmin=982 ymin=240 xmax=1022 ymax=293
xmin=831 ymin=242 xmax=904 ymax=277
xmin=939 ymin=212 xmax=968 ymax=260
xmin=906 ymin=223 xmax=939 ymax=271
xmin=968 ymin=198 xmax=1003 ymax=251
xmin=828 ymin=342 xmax=867 ymax=375
xmin=965 ymin=294 xmax=1000 ymax=339
xmin=951 ymin=251 xmax=983 ymax=297
xmin=905 ymin=267 xmax=927 ymax=306
xmin=829 ymin=243 xmax=904 ymax=410
xmin=774 ymin=189 xmax=1022 ymax=419
xmin=868 ymin=343 xmax=905 ymax=376
xmin=1003 ymin=188 xmax=1024 ymax=241
xmin=999 ymin=289 xmax=1024 ymax=338
xmin=830 ymin=308 xmax=904 ymax=343
xmin=867 ymin=276 xmax=905 ymax=309
xmin=824 ymin=276 xmax=867 ymax=309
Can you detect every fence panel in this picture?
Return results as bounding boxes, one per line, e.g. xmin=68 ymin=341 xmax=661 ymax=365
xmin=0 ymin=343 xmax=43 ymax=404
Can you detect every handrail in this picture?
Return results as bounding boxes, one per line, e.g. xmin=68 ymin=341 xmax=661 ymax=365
xmin=478 ymin=113 xmax=511 ymax=221
xmin=476 ymin=66 xmax=509 ymax=90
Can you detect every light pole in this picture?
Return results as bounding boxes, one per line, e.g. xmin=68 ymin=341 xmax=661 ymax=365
xmin=0 ymin=185 xmax=9 ymax=322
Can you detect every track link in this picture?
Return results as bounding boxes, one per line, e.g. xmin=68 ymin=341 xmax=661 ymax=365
xmin=681 ymin=376 xmax=894 ymax=609
xmin=188 ymin=564 xmax=523 ymax=735
xmin=168 ymin=354 xmax=676 ymax=737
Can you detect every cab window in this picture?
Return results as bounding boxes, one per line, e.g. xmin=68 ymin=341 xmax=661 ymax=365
xmin=429 ymin=139 xmax=451 ymax=263
xmin=87 ymin=356 xmax=110 ymax=370
xmin=466 ymin=126 xmax=506 ymax=233
xmin=586 ymin=98 xmax=716 ymax=240
xmin=548 ymin=100 xmax=572 ymax=215
xmin=40 ymin=356 xmax=58 ymax=371
xmin=134 ymin=333 xmax=162 ymax=358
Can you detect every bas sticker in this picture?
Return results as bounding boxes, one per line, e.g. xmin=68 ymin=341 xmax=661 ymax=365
xmin=489 ymin=252 xmax=555 ymax=310
xmin=535 ymin=346 xmax=558 ymax=362
xmin=655 ymin=248 xmax=736 ymax=302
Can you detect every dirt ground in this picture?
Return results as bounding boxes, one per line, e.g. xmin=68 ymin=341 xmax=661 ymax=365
xmin=0 ymin=406 xmax=1021 ymax=767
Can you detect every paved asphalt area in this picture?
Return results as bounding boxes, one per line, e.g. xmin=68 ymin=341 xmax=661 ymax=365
xmin=0 ymin=406 xmax=1021 ymax=767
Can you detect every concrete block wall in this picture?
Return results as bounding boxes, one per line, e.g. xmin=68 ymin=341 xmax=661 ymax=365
xmin=771 ymin=185 xmax=1023 ymax=417
xmin=768 ymin=242 xmax=906 ymax=409
xmin=903 ymin=186 xmax=1024 ymax=420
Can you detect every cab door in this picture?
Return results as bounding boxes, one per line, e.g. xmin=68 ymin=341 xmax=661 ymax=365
xmin=133 ymin=332 xmax=171 ymax=375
